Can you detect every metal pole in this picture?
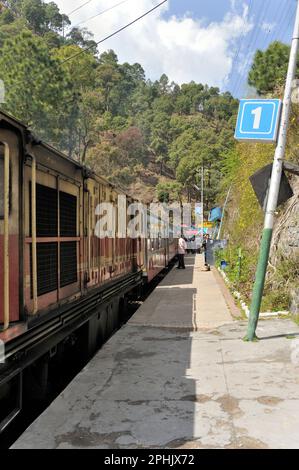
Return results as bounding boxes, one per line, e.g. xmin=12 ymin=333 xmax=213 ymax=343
xmin=238 ymin=248 xmax=242 ymax=285
xmin=217 ymin=185 xmax=232 ymax=240
xmin=3 ymin=143 xmax=10 ymax=330
xmin=245 ymin=0 xmax=299 ymax=341
xmin=31 ymin=154 xmax=38 ymax=314
xmin=201 ymin=165 xmax=204 ymax=243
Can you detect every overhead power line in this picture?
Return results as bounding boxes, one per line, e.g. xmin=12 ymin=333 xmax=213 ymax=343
xmin=73 ymin=0 xmax=131 ymax=29
xmin=233 ymin=0 xmax=272 ymax=96
xmin=227 ymin=0 xmax=254 ymax=84
xmin=61 ymin=0 xmax=168 ymax=65
xmin=67 ymin=1 xmax=94 ymax=17
xmin=232 ymin=0 xmax=293 ymax=97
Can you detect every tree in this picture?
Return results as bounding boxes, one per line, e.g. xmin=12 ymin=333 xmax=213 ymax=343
xmin=150 ymin=111 xmax=171 ymax=175
xmin=0 ymin=4 xmax=15 ymax=24
xmin=174 ymin=82 xmax=205 ymax=115
xmin=44 ymin=1 xmax=69 ymax=32
xmin=3 ymin=0 xmax=70 ymax=34
xmin=116 ymin=127 xmax=148 ymax=166
xmin=52 ymin=44 xmax=98 ymax=158
xmin=96 ymin=50 xmax=122 ymax=113
xmin=66 ymin=27 xmax=97 ymax=54
xmin=0 ymin=30 xmax=66 ymax=138
xmin=157 ymin=181 xmax=183 ymax=203
xmin=19 ymin=0 xmax=70 ymax=34
xmin=248 ymin=41 xmax=291 ymax=95
xmin=0 ymin=17 xmax=28 ymax=47
xmin=156 ymin=73 xmax=171 ymax=95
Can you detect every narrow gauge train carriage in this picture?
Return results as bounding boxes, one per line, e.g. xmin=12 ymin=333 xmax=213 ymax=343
xmin=146 ymin=212 xmax=177 ymax=282
xmin=0 ymin=111 xmax=177 ymax=433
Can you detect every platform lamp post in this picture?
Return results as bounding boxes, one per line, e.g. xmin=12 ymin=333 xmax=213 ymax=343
xmin=197 ymin=104 xmax=205 ymax=242
xmin=194 ymin=165 xmax=205 ymax=242
xmin=201 ymin=165 xmax=205 ymax=241
xmin=245 ymin=0 xmax=299 ymax=341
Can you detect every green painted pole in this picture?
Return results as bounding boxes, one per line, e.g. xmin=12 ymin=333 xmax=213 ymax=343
xmin=245 ymin=0 xmax=299 ymax=341
xmin=245 ymin=229 xmax=273 ymax=341
xmin=237 ymin=248 xmax=242 ymax=283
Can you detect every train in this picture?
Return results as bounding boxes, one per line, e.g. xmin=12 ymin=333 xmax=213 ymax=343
xmin=0 ymin=111 xmax=177 ymax=433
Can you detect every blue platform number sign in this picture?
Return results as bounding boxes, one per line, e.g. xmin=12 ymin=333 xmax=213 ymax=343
xmin=235 ymin=99 xmax=282 ymax=143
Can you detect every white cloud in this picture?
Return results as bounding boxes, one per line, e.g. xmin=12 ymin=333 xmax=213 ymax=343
xmin=48 ymin=0 xmax=252 ymax=89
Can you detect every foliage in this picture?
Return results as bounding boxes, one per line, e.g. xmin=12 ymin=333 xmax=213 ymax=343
xmin=248 ymin=41 xmax=292 ymax=95
xmin=0 ymin=0 xmax=238 ymax=202
xmin=0 ymin=29 xmax=65 ymax=136
xmin=7 ymin=0 xmax=70 ymax=35
xmin=156 ymin=181 xmax=183 ymax=203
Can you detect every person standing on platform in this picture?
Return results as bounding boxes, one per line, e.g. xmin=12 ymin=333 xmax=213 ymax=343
xmin=202 ymin=234 xmax=211 ymax=267
xmin=202 ymin=235 xmax=207 ymax=264
xmin=177 ymin=236 xmax=187 ymax=269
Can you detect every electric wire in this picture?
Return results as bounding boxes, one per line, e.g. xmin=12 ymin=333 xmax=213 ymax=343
xmin=67 ymin=1 xmax=94 ymax=17
xmin=233 ymin=0 xmax=293 ymax=97
xmin=234 ymin=0 xmax=273 ymax=96
xmin=72 ymin=0 xmax=131 ymax=29
xmin=230 ymin=0 xmax=267 ymax=95
xmin=227 ymin=0 xmax=254 ymax=86
xmin=233 ymin=0 xmax=271 ymax=95
xmin=60 ymin=0 xmax=168 ymax=65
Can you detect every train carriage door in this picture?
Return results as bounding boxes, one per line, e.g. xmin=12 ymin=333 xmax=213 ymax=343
xmin=98 ymin=184 xmax=106 ymax=282
xmin=83 ymin=178 xmax=90 ymax=287
xmin=93 ymin=183 xmax=99 ymax=284
xmin=111 ymin=189 xmax=116 ymax=275
xmin=84 ymin=178 xmax=98 ymax=287
xmin=89 ymin=181 xmax=96 ymax=286
xmin=0 ymin=139 xmax=20 ymax=329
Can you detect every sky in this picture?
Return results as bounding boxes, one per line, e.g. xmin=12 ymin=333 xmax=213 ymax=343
xmin=48 ymin=0 xmax=297 ymax=97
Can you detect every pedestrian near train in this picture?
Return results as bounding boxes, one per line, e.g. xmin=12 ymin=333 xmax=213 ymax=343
xmin=202 ymin=234 xmax=210 ymax=266
xmin=177 ymin=236 xmax=187 ymax=269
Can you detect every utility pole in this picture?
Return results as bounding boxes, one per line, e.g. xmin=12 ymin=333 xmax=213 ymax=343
xmin=217 ymin=185 xmax=231 ymax=240
xmin=245 ymin=0 xmax=299 ymax=341
xmin=201 ymin=166 xmax=204 ymax=242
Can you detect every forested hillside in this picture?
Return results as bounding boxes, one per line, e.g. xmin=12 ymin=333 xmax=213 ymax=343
xmin=1 ymin=1 xmax=298 ymax=312
xmin=0 ymin=0 xmax=238 ymax=204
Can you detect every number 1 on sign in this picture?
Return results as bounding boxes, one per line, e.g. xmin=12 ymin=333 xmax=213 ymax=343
xmin=252 ymin=107 xmax=262 ymax=129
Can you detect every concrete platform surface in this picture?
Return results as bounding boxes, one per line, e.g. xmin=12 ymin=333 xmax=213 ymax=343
xmin=11 ymin=319 xmax=299 ymax=449
xmin=129 ymin=255 xmax=233 ymax=330
xmin=11 ymin=252 xmax=299 ymax=450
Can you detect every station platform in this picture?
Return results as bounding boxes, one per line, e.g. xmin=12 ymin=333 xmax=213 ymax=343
xmin=129 ymin=254 xmax=234 ymax=330
xmin=12 ymin=255 xmax=299 ymax=449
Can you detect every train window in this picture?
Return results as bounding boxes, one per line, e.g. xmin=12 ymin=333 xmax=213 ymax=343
xmin=0 ymin=144 xmax=11 ymax=219
xmin=60 ymin=191 xmax=77 ymax=237
xmin=60 ymin=242 xmax=77 ymax=288
xmin=30 ymin=183 xmax=78 ymax=297
xmin=59 ymin=192 xmax=77 ymax=289
xmin=0 ymin=150 xmax=4 ymax=218
xmin=35 ymin=184 xmax=58 ymax=237
xmin=33 ymin=243 xmax=58 ymax=296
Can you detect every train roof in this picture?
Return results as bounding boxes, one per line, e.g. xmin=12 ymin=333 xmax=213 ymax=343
xmin=0 ymin=109 xmax=137 ymax=200
xmin=0 ymin=109 xmax=82 ymax=168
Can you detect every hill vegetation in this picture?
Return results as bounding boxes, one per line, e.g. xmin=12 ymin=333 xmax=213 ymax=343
xmin=0 ymin=0 xmax=238 ymax=205
xmin=1 ymin=1 xmax=298 ymax=312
